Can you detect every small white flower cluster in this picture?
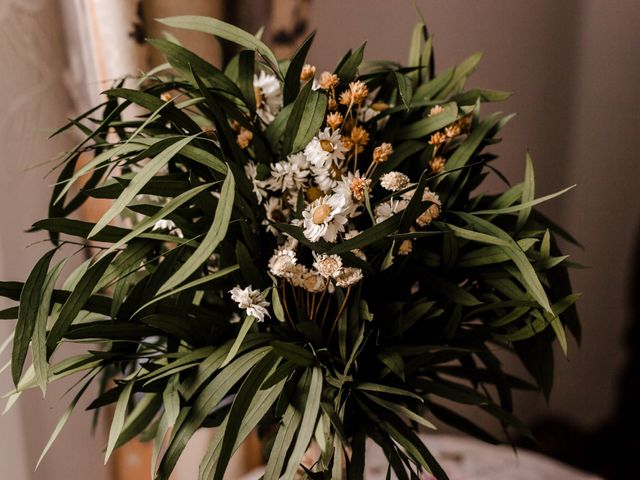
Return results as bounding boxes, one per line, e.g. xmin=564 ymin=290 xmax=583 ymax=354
xmin=267 ymin=246 xmax=364 ymax=293
xmin=229 ymin=285 xmax=271 ymax=322
xmin=244 ymin=124 xmax=369 ymax=244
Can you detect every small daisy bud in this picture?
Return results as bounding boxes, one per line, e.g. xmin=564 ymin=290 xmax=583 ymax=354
xmin=300 ymin=64 xmax=316 ymax=82
xmin=373 ymin=142 xmax=394 ymax=163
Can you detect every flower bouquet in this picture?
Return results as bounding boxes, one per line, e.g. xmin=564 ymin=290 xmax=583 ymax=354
xmin=0 ymin=15 xmax=580 ymax=480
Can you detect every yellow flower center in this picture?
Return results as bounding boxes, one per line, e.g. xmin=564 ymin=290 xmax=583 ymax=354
xmin=254 ymin=87 xmax=264 ymax=107
xmin=320 ymin=139 xmax=334 ymax=153
xmin=312 ymin=204 xmax=332 ymax=224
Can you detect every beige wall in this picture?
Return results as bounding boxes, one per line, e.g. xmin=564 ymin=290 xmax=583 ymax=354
xmin=310 ymin=0 xmax=640 ymax=429
xmin=0 ymin=2 xmax=110 ymax=479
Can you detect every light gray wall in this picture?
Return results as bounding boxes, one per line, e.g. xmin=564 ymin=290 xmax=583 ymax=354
xmin=309 ymin=0 xmax=640 ymax=429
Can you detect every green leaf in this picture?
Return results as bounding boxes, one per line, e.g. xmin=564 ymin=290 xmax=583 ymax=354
xmin=394 ymin=72 xmax=413 ymax=111
xmin=351 ymin=382 xmax=423 ymax=402
xmin=282 ymin=367 xmax=322 ymax=479
xmin=199 ymin=372 xmax=285 ymax=480
xmin=335 ymin=43 xmax=366 ymax=83
xmin=105 ymin=376 xmax=135 ymax=463
xmin=264 ymin=404 xmax=302 ymax=480
xmin=105 ymin=182 xmax=215 ymax=254
xmin=438 ymin=51 xmax=483 ymax=99
xmin=281 ymin=80 xmax=328 ymax=155
xmin=12 ymin=248 xmax=57 ymax=386
xmin=134 ymin=264 xmax=240 ymax=315
xmin=284 ymin=32 xmax=316 ymax=105
xmin=34 ymin=258 xmax=68 ymax=395
xmin=46 ymin=252 xmax=117 ymax=356
xmin=158 ymin=16 xmax=281 ymax=77
xmin=221 ymin=315 xmax=255 ymax=368
xmin=157 ymin=348 xmax=269 ymax=478
xmin=89 ymin=135 xmax=198 ymax=238
xmin=364 ymin=392 xmax=435 ymax=429
xmin=517 ymin=153 xmax=535 ymax=231
xmin=454 ymin=212 xmax=553 ymax=313
xmin=158 ymin=169 xmax=235 ymax=294
xmin=147 ymin=38 xmax=244 ymax=99
xmin=471 ymin=185 xmax=575 ymax=216
xmin=211 ymin=353 xmax=279 ymax=480
xmin=396 ymin=102 xmax=457 ymax=140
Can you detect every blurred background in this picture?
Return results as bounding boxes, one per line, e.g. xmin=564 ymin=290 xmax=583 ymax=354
xmin=0 ymin=0 xmax=638 ymax=479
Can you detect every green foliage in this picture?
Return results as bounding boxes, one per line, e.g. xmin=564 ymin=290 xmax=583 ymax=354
xmin=0 ymin=15 xmax=580 ymax=480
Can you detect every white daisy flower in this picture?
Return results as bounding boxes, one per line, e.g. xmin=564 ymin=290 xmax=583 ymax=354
xmin=311 ymin=160 xmax=346 ymax=193
xmin=335 ymin=267 xmax=363 ymax=287
xmin=244 ymin=160 xmax=269 ymax=204
xmin=304 ymin=127 xmax=348 ymax=167
xmin=302 ymin=194 xmax=348 ymax=243
xmin=254 ymin=71 xmax=283 ymax=125
xmin=229 ymin=285 xmax=271 ymax=322
xmin=152 ymin=219 xmax=184 ymax=238
xmin=262 ymin=197 xmax=291 ymax=235
xmin=333 ymin=171 xmax=364 ymax=216
xmin=268 ymin=248 xmax=297 ymax=278
xmin=268 ymin=153 xmax=310 ymax=192
xmin=312 ymin=253 xmax=344 ymax=279
xmin=380 ymin=171 xmax=410 ymax=192
xmin=373 ymin=198 xmax=409 ymax=224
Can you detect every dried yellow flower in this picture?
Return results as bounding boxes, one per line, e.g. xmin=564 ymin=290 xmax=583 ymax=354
xmin=300 ymin=64 xmax=316 ymax=82
xmin=348 ymin=80 xmax=369 ymax=104
xmin=160 ymin=92 xmax=173 ymax=102
xmin=350 ymin=126 xmax=369 ymax=146
xmin=318 ymin=71 xmax=339 ymax=90
xmin=428 ymin=132 xmax=447 ymax=146
xmin=398 ymin=239 xmax=413 ymax=256
xmin=445 ymin=124 xmax=462 ymax=138
xmin=327 ymin=97 xmax=338 ymax=111
xmin=236 ymin=127 xmax=253 ymax=149
xmin=326 ymin=112 xmax=344 ymax=130
xmin=458 ymin=115 xmax=473 ymax=131
xmin=338 ymin=89 xmax=352 ymax=106
xmin=373 ymin=142 xmax=394 ymax=163
xmin=341 ymin=136 xmax=354 ymax=151
xmin=428 ymin=105 xmax=445 ymax=117
xmin=350 ymin=177 xmax=372 ymax=201
xmin=429 ymin=156 xmax=446 ymax=173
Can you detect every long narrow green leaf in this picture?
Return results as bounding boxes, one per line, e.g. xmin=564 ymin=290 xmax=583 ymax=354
xmin=158 ymin=16 xmax=280 ymax=77
xmin=105 ymin=377 xmax=135 ymax=463
xmin=157 ymin=170 xmax=235 ymax=294
xmin=89 ymin=135 xmax=197 ymax=238
xmin=34 ymin=258 xmax=68 ymax=395
xmin=12 ymin=248 xmax=56 ymax=386
xmin=46 ymin=252 xmax=117 ymax=356
xmin=517 ymin=153 xmax=535 ymax=231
